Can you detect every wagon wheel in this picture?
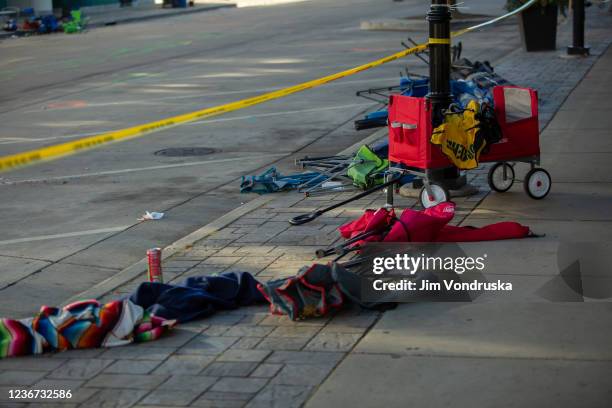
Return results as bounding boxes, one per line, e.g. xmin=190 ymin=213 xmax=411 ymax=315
xmin=524 ymin=168 xmax=551 ymax=199
xmin=420 ymin=183 xmax=449 ymax=208
xmin=487 ymin=162 xmax=515 ymax=193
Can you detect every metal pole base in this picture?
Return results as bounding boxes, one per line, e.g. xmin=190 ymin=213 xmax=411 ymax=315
xmin=567 ymin=45 xmax=590 ymax=56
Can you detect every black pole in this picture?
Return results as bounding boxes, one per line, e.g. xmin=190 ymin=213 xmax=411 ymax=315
xmin=426 ymin=0 xmax=463 ymax=189
xmin=427 ymin=0 xmax=452 ymax=127
xmin=567 ymin=0 xmax=590 ymax=56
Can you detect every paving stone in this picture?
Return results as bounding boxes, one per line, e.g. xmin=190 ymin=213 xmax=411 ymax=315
xmin=195 ymin=239 xmax=235 ymax=247
xmin=245 ymin=384 xmax=313 ymax=408
xmin=201 ymin=252 xmax=242 ymax=263
xmin=0 ymin=356 xmax=65 ymax=371
xmin=190 ymin=399 xmax=247 ymax=408
xmin=202 ymin=362 xmax=258 ymax=377
xmin=210 ymin=377 xmax=268 ymax=394
xmin=266 ymin=351 xmax=345 ymax=366
xmin=152 ymin=355 xmax=215 ymax=375
xmin=204 ymin=314 xmax=245 ymax=326
xmin=103 ymin=360 xmax=162 ymax=375
xmin=146 ymin=328 xmax=201 ymax=349
xmin=198 ymin=391 xmax=254 ymax=401
xmin=230 ymin=337 xmax=262 ymax=350
xmin=50 ymin=348 xmax=104 ymax=359
xmin=33 ymin=378 xmax=84 ymax=389
xmin=192 ymin=391 xmax=254 ymax=407
xmin=84 ymin=374 xmax=168 ymax=390
xmin=249 ymin=363 xmax=283 ymax=379
xmin=223 ymin=325 xmax=275 ymax=338
xmin=235 ymin=232 xmax=282 ymax=244
xmin=267 ymin=246 xmax=321 ymax=258
xmin=233 ymin=246 xmax=276 ymax=255
xmin=163 ymin=259 xmax=201 ymax=268
xmin=98 ymin=346 xmax=176 ymax=361
xmin=269 ymin=229 xmax=337 ymax=246
xmin=0 ymin=370 xmax=48 ymax=386
xmin=256 ymin=336 xmax=309 ymax=351
xmin=0 ymin=403 xmax=29 ymax=408
xmin=216 ymin=349 xmax=271 ymax=363
xmin=82 ymin=388 xmax=148 ymax=408
xmin=47 ymin=358 xmax=113 ymax=380
xmin=191 ymin=242 xmax=231 ymax=250
xmin=240 ymin=209 xmax=274 ymax=220
xmin=176 ymin=266 xmax=228 ymax=279
xmin=230 ymin=218 xmax=267 ymax=226
xmin=158 ymin=375 xmax=218 ymax=391
xmin=140 ymin=388 xmax=206 ymax=406
xmin=267 ymin=326 xmax=320 ymax=338
xmin=270 ymin=364 xmax=335 ymax=386
xmin=213 ymin=247 xmax=241 ymax=256
xmin=259 ymin=268 xmax=303 ymax=280
xmin=177 ymin=336 xmax=239 ymax=356
xmin=323 ymin=311 xmax=379 ymax=333
xmin=304 ymin=332 xmax=362 ymax=352
xmin=258 ymin=315 xmax=327 ymax=327
xmin=231 ymin=258 xmax=278 ymax=274
xmin=264 ymin=260 xmax=311 ymax=272
xmin=162 ymin=267 xmax=193 ymax=274
xmin=202 ymin=326 xmax=231 ymax=336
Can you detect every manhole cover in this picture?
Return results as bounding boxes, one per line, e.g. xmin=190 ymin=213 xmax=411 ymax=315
xmin=154 ymin=147 xmax=216 ymax=157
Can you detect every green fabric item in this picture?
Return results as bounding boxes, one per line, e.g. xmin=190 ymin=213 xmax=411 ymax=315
xmin=63 ymin=10 xmax=86 ymax=34
xmin=347 ymin=145 xmax=388 ymax=189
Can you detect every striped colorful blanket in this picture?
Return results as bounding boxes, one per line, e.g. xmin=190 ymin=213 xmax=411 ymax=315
xmin=0 ymin=299 xmax=175 ymax=358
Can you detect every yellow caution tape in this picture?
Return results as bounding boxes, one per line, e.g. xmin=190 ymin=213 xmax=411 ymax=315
xmin=0 ymin=0 xmax=537 ymax=173
xmin=428 ymin=38 xmax=451 ymax=45
xmin=0 ymin=43 xmax=427 ymax=173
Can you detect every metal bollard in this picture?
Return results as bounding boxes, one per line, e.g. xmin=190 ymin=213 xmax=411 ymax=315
xmin=426 ymin=0 xmax=463 ymax=190
xmin=567 ymin=0 xmax=590 ymax=56
xmin=426 ymin=0 xmax=453 ymax=127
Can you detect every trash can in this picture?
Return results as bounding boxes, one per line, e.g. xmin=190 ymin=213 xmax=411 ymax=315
xmin=172 ymin=0 xmax=187 ymax=8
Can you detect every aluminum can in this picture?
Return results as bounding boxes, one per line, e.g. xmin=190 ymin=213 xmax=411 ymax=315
xmin=147 ymin=248 xmax=163 ymax=283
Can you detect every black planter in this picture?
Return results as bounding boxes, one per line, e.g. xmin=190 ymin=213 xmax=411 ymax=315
xmin=519 ymin=4 xmax=558 ymax=51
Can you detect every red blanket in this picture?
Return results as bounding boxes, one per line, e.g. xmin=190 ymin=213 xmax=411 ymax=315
xmin=339 ymin=202 xmax=531 ymax=243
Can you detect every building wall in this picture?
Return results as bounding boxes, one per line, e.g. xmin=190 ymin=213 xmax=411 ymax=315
xmin=5 ymin=0 xmax=154 ymax=14
xmin=79 ymin=0 xmax=117 ymax=7
xmin=8 ymin=0 xmax=54 ymax=14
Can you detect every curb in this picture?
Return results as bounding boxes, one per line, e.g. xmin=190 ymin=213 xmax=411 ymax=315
xmin=63 ymin=194 xmax=276 ymax=305
xmin=63 ymin=127 xmax=388 ymax=304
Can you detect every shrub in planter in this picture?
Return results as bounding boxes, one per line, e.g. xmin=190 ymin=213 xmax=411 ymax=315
xmin=506 ymin=0 xmax=567 ymax=51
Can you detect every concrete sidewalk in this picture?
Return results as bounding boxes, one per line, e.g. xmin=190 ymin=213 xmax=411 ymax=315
xmin=0 ymin=6 xmax=611 ymax=408
xmin=307 ymin=33 xmax=612 ymax=408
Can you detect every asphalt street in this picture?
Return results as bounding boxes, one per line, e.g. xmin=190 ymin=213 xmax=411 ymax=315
xmin=0 ymin=0 xmax=516 ymax=316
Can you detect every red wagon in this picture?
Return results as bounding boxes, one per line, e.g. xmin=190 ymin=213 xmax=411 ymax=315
xmin=387 ymin=85 xmax=551 ymax=208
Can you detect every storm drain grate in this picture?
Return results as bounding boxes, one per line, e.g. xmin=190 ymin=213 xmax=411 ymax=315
xmin=154 ymin=147 xmax=216 ymax=157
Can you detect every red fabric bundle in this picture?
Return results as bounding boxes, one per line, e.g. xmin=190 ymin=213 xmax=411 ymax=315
xmin=338 ymin=202 xmax=531 ymax=243
xmin=435 ymin=222 xmax=531 ymax=242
